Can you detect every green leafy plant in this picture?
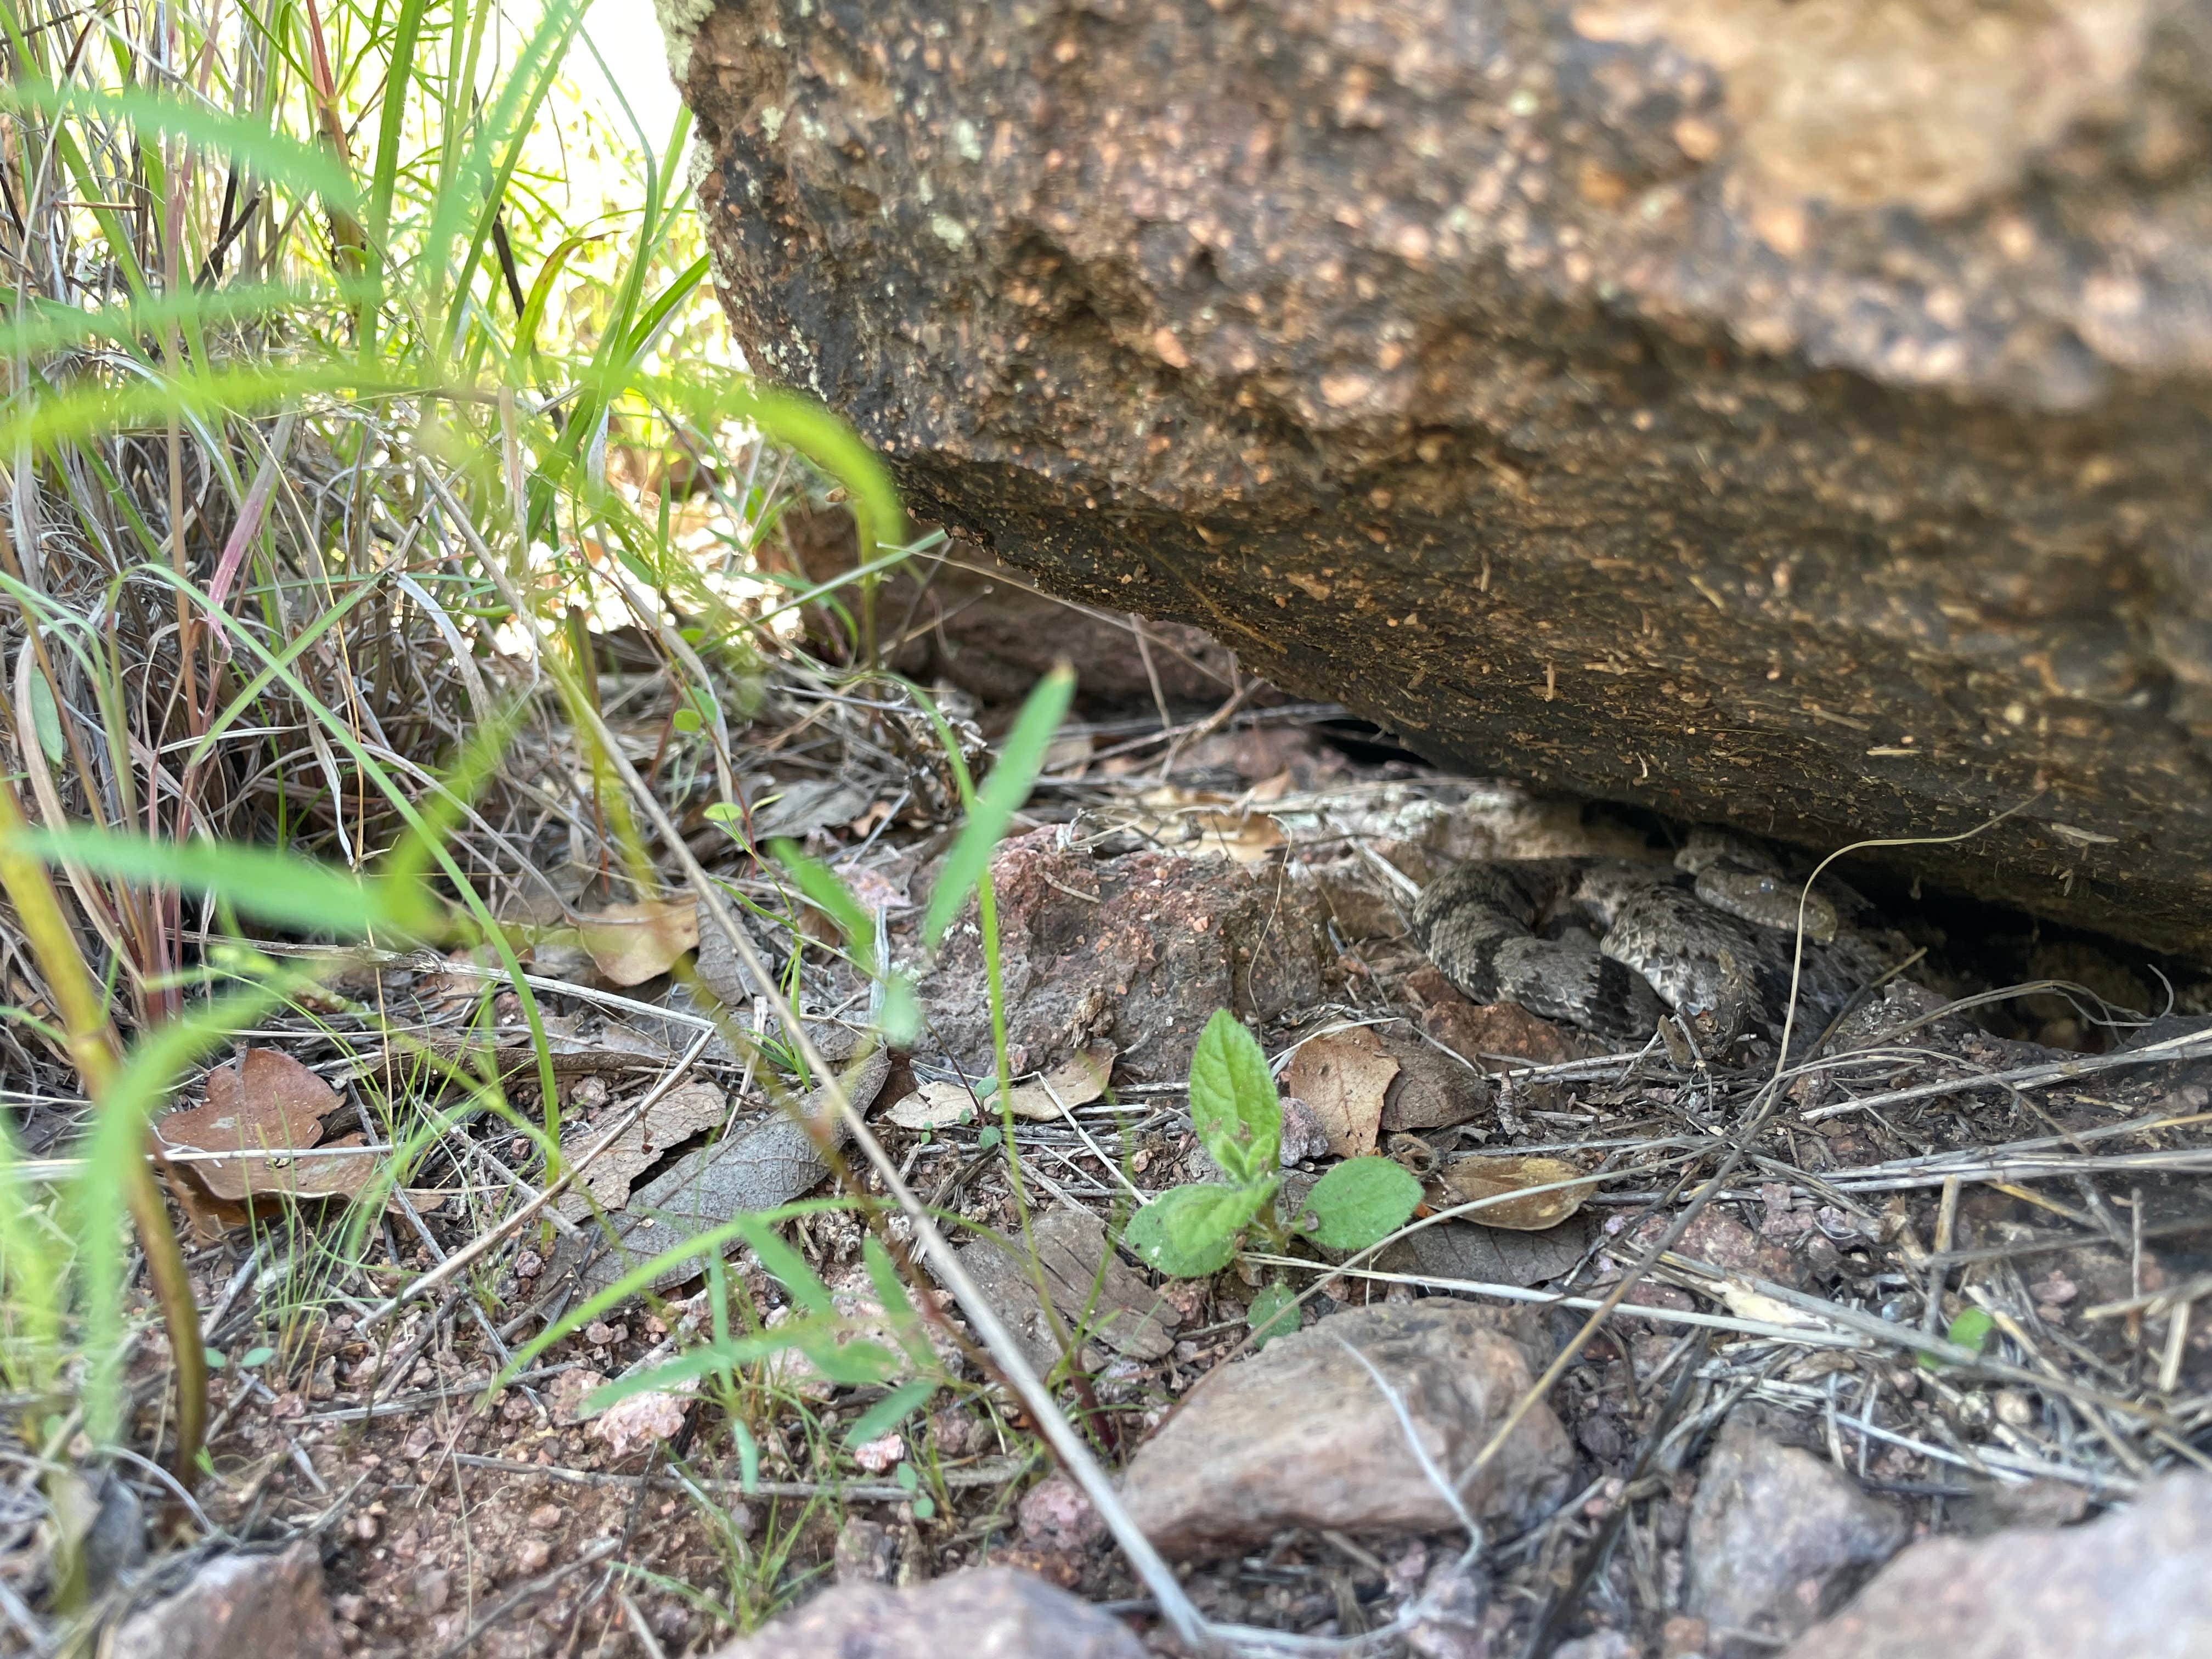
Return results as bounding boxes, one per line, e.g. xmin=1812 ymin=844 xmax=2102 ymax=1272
xmin=1122 ymin=1011 xmax=1421 ymax=1278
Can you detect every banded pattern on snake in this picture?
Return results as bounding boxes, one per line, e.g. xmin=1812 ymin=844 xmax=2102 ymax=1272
xmin=1412 ymin=831 xmax=1898 ymax=1049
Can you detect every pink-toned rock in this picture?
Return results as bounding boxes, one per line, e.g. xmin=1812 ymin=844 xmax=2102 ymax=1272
xmin=706 ymin=1566 xmax=1144 ymax=1658
xmin=1119 ymin=1301 xmax=1573 ymax=1556
xmin=109 ymin=1543 xmax=342 ymax=1659
xmin=1687 ymin=1416 xmax=1906 ymax=1651
xmin=1783 ymin=1472 xmax=2212 ymax=1659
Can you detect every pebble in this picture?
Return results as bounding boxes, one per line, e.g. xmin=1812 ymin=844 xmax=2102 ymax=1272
xmin=1782 ymin=1472 xmax=2212 ymax=1659
xmin=1686 ymin=1415 xmax=1906 ymax=1651
xmin=703 ymin=1566 xmax=1145 ymax=1658
xmin=1118 ymin=1300 xmax=1573 ymax=1556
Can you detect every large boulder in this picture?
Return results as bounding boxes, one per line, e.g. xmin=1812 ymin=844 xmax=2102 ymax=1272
xmin=666 ymin=0 xmax=2212 ymax=953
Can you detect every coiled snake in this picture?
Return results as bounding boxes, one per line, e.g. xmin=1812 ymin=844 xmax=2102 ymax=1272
xmin=1413 ymin=830 xmax=1897 ymax=1049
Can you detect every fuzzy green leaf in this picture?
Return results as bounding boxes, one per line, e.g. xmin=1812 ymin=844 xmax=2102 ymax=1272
xmin=1296 ymin=1157 xmax=1422 ymax=1252
xmin=1122 ymin=1179 xmax=1275 ymax=1278
xmin=1188 ymin=1010 xmax=1280 ymax=1183
xmin=1245 ymin=1283 xmax=1302 ymax=1352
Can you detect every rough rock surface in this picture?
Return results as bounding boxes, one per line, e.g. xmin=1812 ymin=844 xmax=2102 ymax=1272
xmin=109 ymin=1543 xmax=343 ymax=1659
xmin=705 ymin=1566 xmax=1146 ymax=1658
xmin=1782 ymin=1472 xmax=2212 ymax=1659
xmin=669 ymin=0 xmax=2212 ymax=953
xmin=912 ymin=827 xmax=1335 ymax=1084
xmin=1118 ymin=1300 xmax=1574 ymax=1555
xmin=1686 ymin=1415 xmax=1908 ymax=1651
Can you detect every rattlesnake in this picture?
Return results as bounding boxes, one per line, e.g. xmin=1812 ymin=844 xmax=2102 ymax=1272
xmin=1412 ymin=830 xmax=1899 ymax=1049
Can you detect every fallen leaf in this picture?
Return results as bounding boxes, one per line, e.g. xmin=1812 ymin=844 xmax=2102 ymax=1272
xmin=953 ymin=1205 xmax=1179 ymax=1373
xmin=158 ymin=1049 xmax=376 ymax=1204
xmin=163 ymin=1047 xmax=338 ymax=1151
xmin=882 ymin=1080 xmax=976 ymax=1132
xmin=555 ymin=1081 xmax=727 ymax=1220
xmin=539 ymin=1049 xmax=892 ymax=1301
xmin=744 ymin=776 xmax=873 ymax=842
xmin=1434 ymin=1154 xmax=1590 ymax=1232
xmin=884 ymin=1043 xmax=1114 ymax=1129
xmin=1280 ymin=1026 xmax=1398 ymax=1160
xmin=1377 ymin=1212 xmax=1598 ymax=1287
xmin=692 ymin=909 xmax=780 ymax=1006
xmin=577 ymin=900 xmax=700 ymax=986
xmin=1375 ymin=1028 xmax=1492 ymax=1132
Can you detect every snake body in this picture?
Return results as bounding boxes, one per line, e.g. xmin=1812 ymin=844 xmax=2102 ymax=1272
xmin=1413 ymin=834 xmax=1895 ymax=1049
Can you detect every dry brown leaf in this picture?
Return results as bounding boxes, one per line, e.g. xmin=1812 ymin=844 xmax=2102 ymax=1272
xmin=1435 ymin=1154 xmax=1590 ymax=1232
xmin=1280 ymin=1026 xmax=1399 ymax=1160
xmin=555 ymin=1081 xmax=727 ymax=1220
xmin=158 ymin=1057 xmax=385 ymax=1212
xmin=156 ymin=1049 xmax=377 ymax=1206
xmin=541 ymin=1049 xmax=893 ymax=1302
xmin=577 ymin=900 xmax=699 ymax=986
xmin=744 ymin=776 xmax=873 ymax=841
xmin=884 ymin=1043 xmax=1115 ymax=1130
xmin=953 ymin=1205 xmax=1180 ymax=1373
xmin=1378 ymin=1212 xmax=1597 ymax=1286
xmin=881 ymin=1080 xmax=975 ymax=1132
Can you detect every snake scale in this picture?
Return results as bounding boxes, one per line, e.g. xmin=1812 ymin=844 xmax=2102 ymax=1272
xmin=1412 ymin=830 xmax=1899 ymax=1049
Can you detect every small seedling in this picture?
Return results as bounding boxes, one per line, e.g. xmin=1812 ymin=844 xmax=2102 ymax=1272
xmin=1122 ymin=1011 xmax=1421 ymax=1278
xmin=1920 ymin=1305 xmax=1996 ymax=1372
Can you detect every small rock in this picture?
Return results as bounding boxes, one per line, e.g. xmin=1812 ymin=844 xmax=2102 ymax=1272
xmin=851 ymin=1431 xmax=905 ymax=1474
xmin=1555 ymin=1635 xmax=1637 ymax=1659
xmin=914 ymin=832 xmax=1335 ymax=1086
xmin=705 ymin=1566 xmax=1145 ymax=1658
xmin=108 ymin=1543 xmax=343 ymax=1659
xmin=1118 ymin=1301 xmax=1573 ymax=1556
xmin=1782 ymin=1472 xmax=2212 ymax=1659
xmin=930 ymin=1407 xmax=991 ymax=1458
xmin=833 ymin=1517 xmax=897 ymax=1583
xmin=526 ymin=1503 xmax=564 ymax=1529
xmin=1956 ymin=1476 xmax=2091 ymax=1536
xmin=513 ymin=1538 xmax=552 ymax=1576
xmin=413 ymin=1568 xmax=452 ymax=1615
xmin=546 ymin=1368 xmax=607 ymax=1424
xmin=1688 ymin=1415 xmax=1905 ymax=1651
xmin=1018 ymin=1475 xmax=1106 ymax=1554
xmin=590 ymin=1385 xmax=692 ymax=1458
xmin=1405 ymin=1558 xmax=1487 ymax=1658
xmin=1278 ymin=1094 xmax=1331 ymax=1164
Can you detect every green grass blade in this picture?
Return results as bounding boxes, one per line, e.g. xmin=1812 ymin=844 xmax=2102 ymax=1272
xmin=923 ymin=666 xmax=1076 ymax=949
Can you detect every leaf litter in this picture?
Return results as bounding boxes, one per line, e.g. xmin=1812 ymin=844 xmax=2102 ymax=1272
xmin=46 ymin=510 xmax=2212 ymax=1658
